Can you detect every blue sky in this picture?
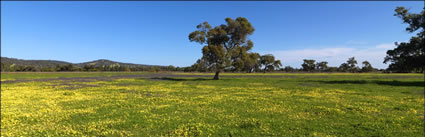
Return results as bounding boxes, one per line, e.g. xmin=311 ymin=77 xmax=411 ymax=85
xmin=1 ymin=1 xmax=423 ymax=68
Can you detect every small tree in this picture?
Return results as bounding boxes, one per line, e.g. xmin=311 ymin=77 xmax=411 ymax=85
xmin=347 ymin=57 xmax=358 ymax=73
xmin=167 ymin=65 xmax=176 ymax=71
xmin=1 ymin=62 xmax=9 ymax=72
xmin=316 ymin=61 xmax=328 ymax=72
xmin=361 ymin=61 xmax=374 ymax=72
xmin=83 ymin=64 xmax=95 ymax=71
xmin=65 ymin=64 xmax=74 ymax=71
xmin=124 ymin=67 xmax=131 ymax=72
xmin=243 ymin=53 xmax=260 ymax=73
xmin=283 ymin=66 xmax=295 ymax=72
xmin=302 ymin=59 xmax=316 ymax=72
xmin=260 ymin=54 xmax=282 ymax=73
xmin=149 ymin=66 xmax=160 ymax=72
xmin=338 ymin=63 xmax=349 ymax=72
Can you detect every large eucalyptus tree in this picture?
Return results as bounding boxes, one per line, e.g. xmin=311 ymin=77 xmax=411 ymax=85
xmin=189 ymin=17 xmax=256 ymax=79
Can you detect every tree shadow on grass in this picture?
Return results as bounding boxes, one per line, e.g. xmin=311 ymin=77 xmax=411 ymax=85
xmin=150 ymin=77 xmax=213 ymax=81
xmin=312 ymin=80 xmax=424 ymax=87
xmin=375 ymin=80 xmax=424 ymax=87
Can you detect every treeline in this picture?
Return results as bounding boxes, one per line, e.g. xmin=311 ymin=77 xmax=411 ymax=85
xmin=184 ymin=56 xmax=382 ymax=73
xmin=0 ymin=56 xmax=403 ymax=73
xmin=0 ymin=56 xmax=386 ymax=73
xmin=298 ymin=57 xmax=378 ymax=73
xmin=0 ymin=63 xmax=182 ymax=72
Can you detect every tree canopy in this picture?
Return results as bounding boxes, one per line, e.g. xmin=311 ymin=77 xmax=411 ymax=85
xmin=316 ymin=61 xmax=328 ymax=72
xmin=384 ymin=7 xmax=424 ymax=73
xmin=260 ymin=54 xmax=282 ymax=73
xmin=361 ymin=61 xmax=374 ymax=72
xmin=347 ymin=57 xmax=358 ymax=73
xmin=189 ymin=17 xmax=256 ymax=79
xmin=302 ymin=59 xmax=316 ymax=72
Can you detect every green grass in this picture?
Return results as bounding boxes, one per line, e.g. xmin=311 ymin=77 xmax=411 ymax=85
xmin=1 ymin=72 xmax=424 ymax=136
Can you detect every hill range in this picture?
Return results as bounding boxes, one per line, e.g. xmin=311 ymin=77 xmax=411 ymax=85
xmin=0 ymin=57 xmax=163 ymax=68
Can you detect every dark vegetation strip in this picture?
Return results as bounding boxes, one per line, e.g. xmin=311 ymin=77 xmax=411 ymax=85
xmin=0 ymin=74 xmax=285 ymax=84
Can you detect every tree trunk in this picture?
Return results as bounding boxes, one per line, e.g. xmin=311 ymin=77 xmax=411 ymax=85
xmin=213 ymin=71 xmax=220 ymax=80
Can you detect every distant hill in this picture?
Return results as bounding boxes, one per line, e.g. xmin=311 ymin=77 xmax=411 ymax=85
xmin=1 ymin=57 xmax=163 ymax=68
xmin=1 ymin=57 xmax=72 ymax=68
xmin=75 ymin=59 xmax=155 ymax=68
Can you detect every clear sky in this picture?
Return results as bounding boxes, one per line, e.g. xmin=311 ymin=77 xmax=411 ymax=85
xmin=1 ymin=1 xmax=423 ymax=68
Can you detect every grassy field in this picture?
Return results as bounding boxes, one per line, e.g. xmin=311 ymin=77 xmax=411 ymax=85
xmin=0 ymin=72 xmax=151 ymax=81
xmin=1 ymin=72 xmax=424 ymax=136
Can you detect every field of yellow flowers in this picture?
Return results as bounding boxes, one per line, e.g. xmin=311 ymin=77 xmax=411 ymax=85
xmin=1 ymin=72 xmax=424 ymax=136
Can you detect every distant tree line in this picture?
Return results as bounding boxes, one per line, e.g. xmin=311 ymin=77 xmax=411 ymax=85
xmin=298 ymin=57 xmax=377 ymax=73
xmin=0 ymin=56 xmax=392 ymax=73
xmin=0 ymin=62 xmax=182 ymax=72
xmin=183 ymin=56 xmax=380 ymax=73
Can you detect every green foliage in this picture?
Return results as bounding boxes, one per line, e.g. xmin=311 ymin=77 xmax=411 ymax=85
xmin=283 ymin=66 xmax=295 ymax=72
xmin=189 ymin=17 xmax=257 ymax=79
xmin=56 ymin=64 xmax=75 ymax=71
xmin=327 ymin=67 xmax=338 ymax=72
xmin=243 ymin=53 xmax=261 ymax=73
xmin=1 ymin=62 xmax=9 ymax=72
xmin=361 ymin=61 xmax=374 ymax=72
xmin=149 ymin=66 xmax=160 ymax=72
xmin=191 ymin=59 xmax=211 ymax=72
xmin=302 ymin=59 xmax=316 ymax=72
xmin=347 ymin=57 xmax=359 ymax=73
xmin=166 ymin=65 xmax=176 ymax=72
xmin=339 ymin=63 xmax=349 ymax=72
xmin=316 ymin=61 xmax=328 ymax=72
xmin=260 ymin=54 xmax=282 ymax=73
xmin=337 ymin=57 xmax=359 ymax=73
xmin=384 ymin=7 xmax=424 ymax=73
